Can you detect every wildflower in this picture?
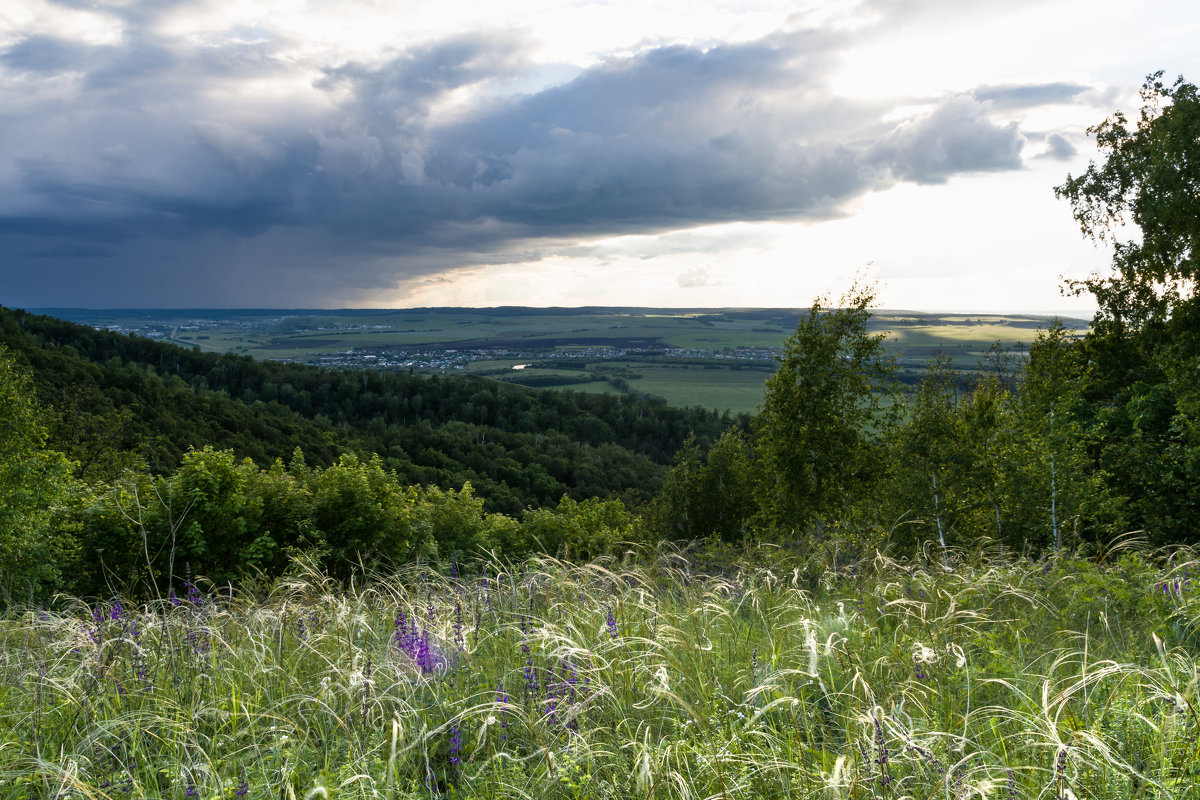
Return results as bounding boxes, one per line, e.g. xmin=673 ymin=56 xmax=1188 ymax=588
xmin=914 ymin=661 xmax=929 ymax=681
xmin=903 ymin=737 xmax=944 ymax=775
xmin=873 ymin=712 xmax=891 ymax=787
xmin=497 ymin=684 xmax=511 ymax=739
xmin=1055 ymin=746 xmax=1069 ymax=800
xmin=524 ymin=658 xmax=539 ymax=695
xmin=185 ymin=786 xmax=199 ymax=799
xmin=235 ymin=778 xmax=249 ymax=797
xmin=1006 ymin=768 xmax=1017 ymax=799
xmin=605 ymin=605 xmax=618 ymax=638
xmin=449 ymin=724 xmax=462 ymax=765
xmin=109 ymin=601 xmax=124 ymax=622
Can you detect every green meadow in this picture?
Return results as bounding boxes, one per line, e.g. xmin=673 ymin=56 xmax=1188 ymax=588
xmin=4 ymin=545 xmax=1197 ymax=799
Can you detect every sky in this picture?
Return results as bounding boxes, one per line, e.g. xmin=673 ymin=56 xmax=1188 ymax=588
xmin=2 ymin=0 xmax=1197 ymax=312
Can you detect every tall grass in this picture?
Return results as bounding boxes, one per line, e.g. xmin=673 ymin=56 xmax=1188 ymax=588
xmin=1 ymin=545 xmax=1197 ymax=799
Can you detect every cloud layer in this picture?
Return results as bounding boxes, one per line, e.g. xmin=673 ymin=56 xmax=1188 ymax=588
xmin=0 ymin=0 xmax=1099 ymax=305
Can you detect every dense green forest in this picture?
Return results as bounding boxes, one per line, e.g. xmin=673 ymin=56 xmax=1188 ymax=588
xmin=0 ymin=306 xmax=742 ymax=505
xmin=2 ymin=73 xmax=1199 ymax=604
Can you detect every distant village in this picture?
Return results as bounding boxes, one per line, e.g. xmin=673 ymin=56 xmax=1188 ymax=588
xmin=90 ymin=317 xmax=782 ymax=372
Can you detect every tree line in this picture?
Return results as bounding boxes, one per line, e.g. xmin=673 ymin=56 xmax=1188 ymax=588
xmin=2 ymin=71 xmax=1197 ymax=601
xmin=651 ymin=73 xmax=1200 ymax=556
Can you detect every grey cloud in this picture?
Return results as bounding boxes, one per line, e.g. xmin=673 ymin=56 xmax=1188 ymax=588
xmin=193 ymin=121 xmax=281 ymax=177
xmin=0 ymin=12 xmax=1037 ymax=305
xmin=1041 ymin=133 xmax=1076 ymax=160
xmin=868 ymin=95 xmax=1024 ymax=183
xmin=973 ymin=82 xmax=1089 ymax=109
xmin=0 ymin=35 xmax=89 ymax=73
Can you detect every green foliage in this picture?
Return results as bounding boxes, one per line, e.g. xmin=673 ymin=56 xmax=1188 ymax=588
xmin=753 ymin=282 xmax=896 ymax=533
xmin=1055 ymin=71 xmax=1200 ymax=329
xmin=649 ymin=428 xmax=755 ymax=542
xmin=887 ymin=354 xmax=969 ymax=554
xmin=0 ymin=347 xmax=78 ymax=599
xmin=309 ymin=453 xmax=423 ymax=575
xmin=1054 ymin=73 xmax=1200 ymax=545
xmin=521 ymin=495 xmax=639 ymax=561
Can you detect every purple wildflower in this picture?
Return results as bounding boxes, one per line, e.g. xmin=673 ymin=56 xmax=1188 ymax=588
xmin=873 ymin=712 xmax=892 ymax=787
xmin=449 ymin=724 xmax=462 ymax=765
xmin=235 ymin=778 xmax=249 ymax=797
xmin=605 ymin=605 xmax=618 ymax=639
xmin=914 ymin=661 xmax=929 ymax=681
xmin=497 ymin=684 xmax=510 ymax=739
xmin=524 ymin=659 xmax=539 ymax=695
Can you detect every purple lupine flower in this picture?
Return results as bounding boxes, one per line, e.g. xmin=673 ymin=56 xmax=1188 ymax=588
xmin=524 ymin=659 xmax=539 ymax=695
xmin=235 ymin=778 xmax=249 ymax=796
xmin=497 ymin=684 xmax=511 ymax=739
xmin=169 ymin=588 xmax=181 ymax=607
xmin=185 ymin=786 xmax=199 ymax=798
xmin=873 ymin=713 xmax=892 ymax=787
xmin=1006 ymin=768 xmax=1017 ymax=798
xmin=449 ymin=724 xmax=462 ymax=765
xmin=134 ymin=646 xmax=151 ymax=691
xmin=563 ymin=659 xmax=578 ymax=704
xmin=914 ymin=661 xmax=930 ymax=681
xmin=450 ymin=563 xmax=458 ymax=579
xmin=904 ymin=738 xmax=945 ymax=774
xmin=110 ymin=601 xmax=124 ymax=621
xmin=605 ymin=605 xmax=618 ymax=639
xmin=398 ymin=614 xmax=412 ymax=652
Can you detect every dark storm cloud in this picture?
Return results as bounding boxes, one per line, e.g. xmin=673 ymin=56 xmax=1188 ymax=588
xmin=0 ymin=11 xmax=1052 ymax=305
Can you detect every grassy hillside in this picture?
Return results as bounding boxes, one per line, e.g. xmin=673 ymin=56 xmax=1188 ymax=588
xmin=2 ymin=545 xmax=1194 ymax=799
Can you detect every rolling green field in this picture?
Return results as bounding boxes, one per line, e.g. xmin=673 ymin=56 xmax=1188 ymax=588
xmin=38 ymin=308 xmax=1088 ymax=414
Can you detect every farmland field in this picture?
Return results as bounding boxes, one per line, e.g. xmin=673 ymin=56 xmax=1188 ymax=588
xmin=37 ymin=307 xmax=1088 ymax=413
